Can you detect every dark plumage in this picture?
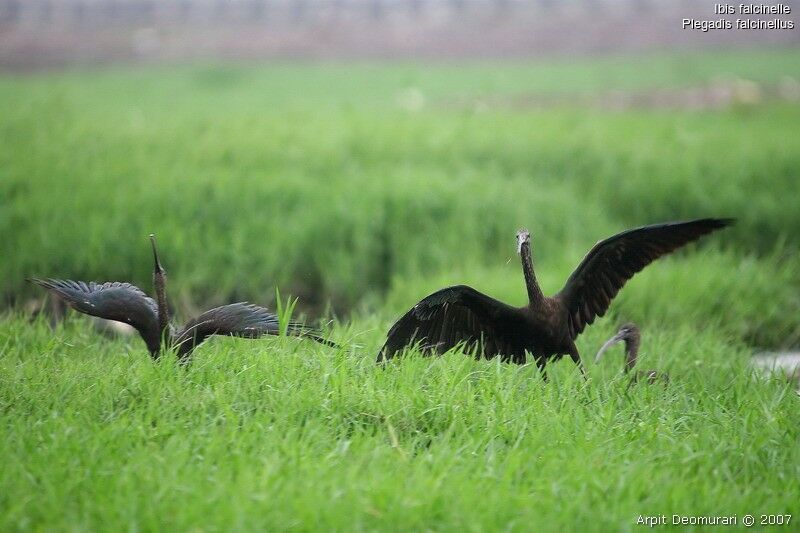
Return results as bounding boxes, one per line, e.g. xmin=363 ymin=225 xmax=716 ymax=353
xmin=29 ymin=279 xmax=163 ymax=354
xmin=30 ymin=235 xmax=336 ymax=363
xmin=595 ymin=323 xmax=669 ymax=385
xmin=378 ymin=218 xmax=732 ymax=372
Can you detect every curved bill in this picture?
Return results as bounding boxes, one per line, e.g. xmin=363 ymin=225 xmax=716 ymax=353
xmin=149 ymin=234 xmax=163 ymax=272
xmin=595 ymin=332 xmax=624 ymax=363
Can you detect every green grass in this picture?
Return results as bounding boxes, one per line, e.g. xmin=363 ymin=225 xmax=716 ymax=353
xmin=1 ymin=48 xmax=800 ymax=530
xmin=1 ymin=317 xmax=798 ymax=531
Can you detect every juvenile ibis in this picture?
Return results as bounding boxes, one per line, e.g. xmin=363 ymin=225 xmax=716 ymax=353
xmin=595 ymin=323 xmax=669 ymax=385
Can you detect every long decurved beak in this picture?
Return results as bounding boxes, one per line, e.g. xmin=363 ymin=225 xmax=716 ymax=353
xmin=149 ymin=234 xmax=163 ymax=272
xmin=516 ymin=230 xmax=530 ymax=254
xmin=595 ymin=332 xmax=624 ymax=363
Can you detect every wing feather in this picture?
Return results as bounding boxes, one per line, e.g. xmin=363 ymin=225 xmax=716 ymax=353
xmin=28 ymin=278 xmax=161 ymax=355
xmin=173 ymin=302 xmax=336 ymax=362
xmin=555 ymin=218 xmax=733 ymax=338
xmin=378 ymin=285 xmax=524 ymax=363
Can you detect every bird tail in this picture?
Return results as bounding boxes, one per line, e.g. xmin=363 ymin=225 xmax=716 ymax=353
xmin=286 ymin=322 xmax=340 ymax=349
xmin=302 ymin=332 xmax=340 ymax=349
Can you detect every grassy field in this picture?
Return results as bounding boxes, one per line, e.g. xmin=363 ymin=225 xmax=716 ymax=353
xmin=1 ymin=48 xmax=800 ymax=530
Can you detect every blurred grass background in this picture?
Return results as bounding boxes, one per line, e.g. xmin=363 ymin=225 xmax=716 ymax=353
xmin=2 ymin=48 xmax=799 ymax=348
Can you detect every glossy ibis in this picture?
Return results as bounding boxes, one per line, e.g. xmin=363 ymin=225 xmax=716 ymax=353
xmin=595 ymin=323 xmax=669 ymax=385
xmin=29 ymin=235 xmax=336 ymax=363
xmin=378 ymin=218 xmax=732 ymax=373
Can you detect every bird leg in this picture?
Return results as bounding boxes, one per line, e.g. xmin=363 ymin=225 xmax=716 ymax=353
xmin=570 ymin=350 xmax=588 ymax=380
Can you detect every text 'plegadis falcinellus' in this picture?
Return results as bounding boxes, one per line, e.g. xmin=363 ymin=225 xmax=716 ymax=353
xmin=595 ymin=323 xmax=669 ymax=385
xmin=30 ymin=235 xmax=337 ymax=363
xmin=378 ymin=218 xmax=732 ymax=372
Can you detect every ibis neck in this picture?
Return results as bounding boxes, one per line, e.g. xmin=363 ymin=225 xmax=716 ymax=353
xmin=520 ymin=243 xmax=545 ymax=307
xmin=624 ymin=337 xmax=640 ymax=372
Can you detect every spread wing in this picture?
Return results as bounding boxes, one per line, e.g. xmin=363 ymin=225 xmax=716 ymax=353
xmin=555 ymin=218 xmax=733 ymax=338
xmin=378 ymin=285 xmax=526 ymax=363
xmin=28 ymin=278 xmax=161 ymax=354
xmin=173 ymin=302 xmax=337 ymax=362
